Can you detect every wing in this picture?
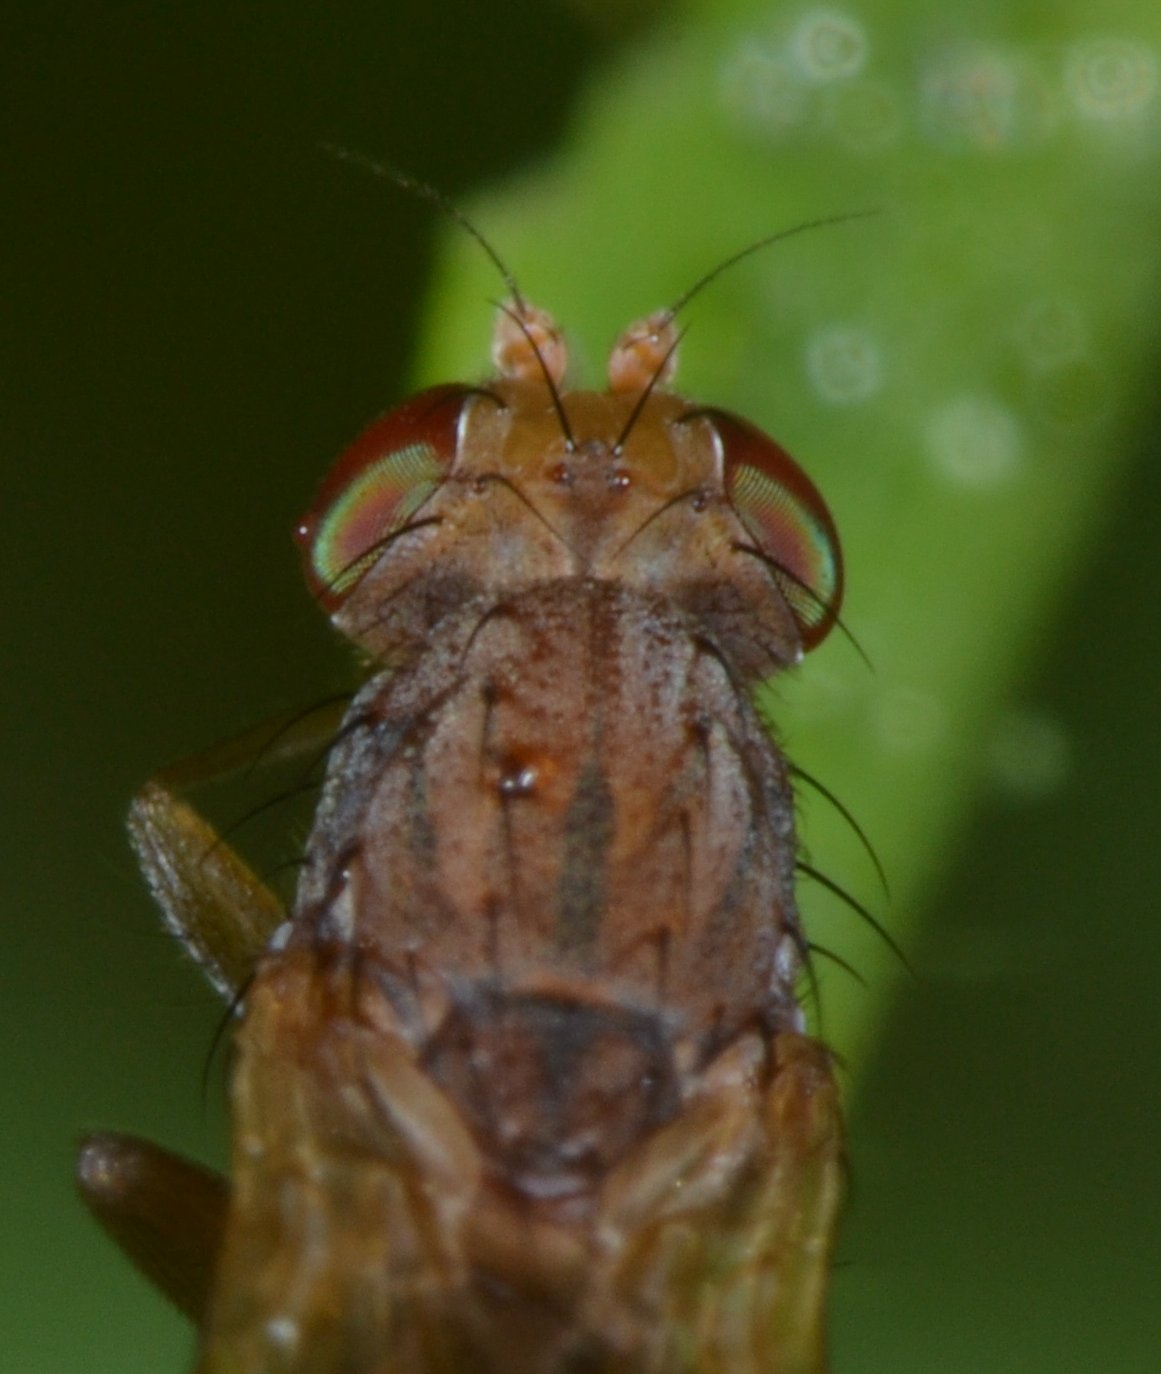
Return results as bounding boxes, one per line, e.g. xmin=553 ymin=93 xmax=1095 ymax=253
xmin=194 ymin=939 xmax=843 ymax=1374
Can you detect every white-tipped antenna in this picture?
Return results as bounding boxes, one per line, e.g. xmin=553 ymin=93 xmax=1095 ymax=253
xmin=321 ymin=146 xmax=583 ymax=448
xmin=610 ymin=208 xmax=880 ymax=450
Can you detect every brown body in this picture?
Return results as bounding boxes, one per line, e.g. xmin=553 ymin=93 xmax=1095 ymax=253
xmin=79 ymin=304 xmax=846 ymax=1373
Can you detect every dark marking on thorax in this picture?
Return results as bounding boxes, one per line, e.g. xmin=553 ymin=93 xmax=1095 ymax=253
xmin=554 ymin=589 xmax=620 ymax=963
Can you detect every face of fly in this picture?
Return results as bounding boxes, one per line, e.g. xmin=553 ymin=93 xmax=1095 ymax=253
xmin=297 ymin=300 xmax=843 ymax=678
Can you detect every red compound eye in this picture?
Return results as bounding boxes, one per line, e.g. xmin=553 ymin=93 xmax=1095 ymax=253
xmin=296 ymin=385 xmax=472 ymax=611
xmin=706 ymin=408 xmax=843 ymax=651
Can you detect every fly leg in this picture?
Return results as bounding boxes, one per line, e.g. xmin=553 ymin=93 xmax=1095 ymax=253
xmin=77 ymin=1133 xmax=229 ymax=1324
xmin=128 ymin=699 xmax=349 ymax=997
xmin=77 ymin=700 xmax=349 ymax=1322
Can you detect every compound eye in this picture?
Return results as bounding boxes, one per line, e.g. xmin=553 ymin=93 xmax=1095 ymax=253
xmin=709 ymin=408 xmax=843 ymax=651
xmin=296 ymin=385 xmax=471 ymax=610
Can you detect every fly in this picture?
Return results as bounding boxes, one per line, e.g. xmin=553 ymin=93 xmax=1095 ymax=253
xmin=78 ymin=203 xmax=868 ymax=1374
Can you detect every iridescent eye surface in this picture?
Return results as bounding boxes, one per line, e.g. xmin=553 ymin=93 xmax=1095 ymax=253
xmin=708 ymin=409 xmax=843 ymax=650
xmin=296 ymin=385 xmax=471 ymax=610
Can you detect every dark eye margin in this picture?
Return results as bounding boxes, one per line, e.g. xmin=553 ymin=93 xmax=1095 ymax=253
xmin=296 ymin=384 xmax=498 ymax=610
xmin=682 ymin=406 xmax=844 ymax=651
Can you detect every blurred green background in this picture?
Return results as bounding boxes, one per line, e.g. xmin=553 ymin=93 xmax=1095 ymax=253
xmin=5 ymin=2 xmax=1160 ymax=1371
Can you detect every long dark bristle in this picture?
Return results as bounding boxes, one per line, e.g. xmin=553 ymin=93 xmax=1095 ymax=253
xmin=496 ymin=300 xmax=577 ymax=450
xmin=790 ymin=762 xmax=890 ymax=898
xmin=666 ymin=209 xmax=880 ymax=320
xmin=796 ymin=860 xmax=912 ymax=975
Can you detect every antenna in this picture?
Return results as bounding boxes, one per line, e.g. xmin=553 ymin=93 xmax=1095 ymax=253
xmin=666 ymin=208 xmax=881 ymax=321
xmin=318 ymin=142 xmax=527 ymax=312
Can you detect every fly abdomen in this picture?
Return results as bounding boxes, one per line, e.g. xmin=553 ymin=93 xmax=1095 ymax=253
xmin=422 ymin=984 xmax=680 ymax=1204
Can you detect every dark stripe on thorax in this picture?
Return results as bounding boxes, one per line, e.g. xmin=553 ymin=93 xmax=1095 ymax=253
xmin=555 ymin=588 xmax=617 ymax=962
xmin=556 ymin=755 xmax=615 ymax=961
